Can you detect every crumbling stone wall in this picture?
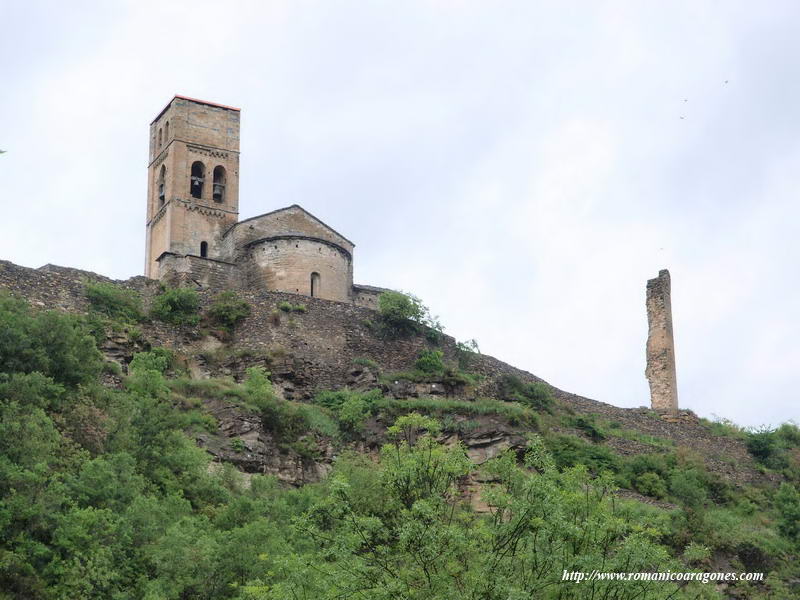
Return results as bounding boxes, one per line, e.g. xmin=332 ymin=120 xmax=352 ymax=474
xmin=645 ymin=269 xmax=679 ymax=413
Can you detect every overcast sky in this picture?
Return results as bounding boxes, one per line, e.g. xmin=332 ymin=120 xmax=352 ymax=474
xmin=2 ymin=1 xmax=798 ymax=427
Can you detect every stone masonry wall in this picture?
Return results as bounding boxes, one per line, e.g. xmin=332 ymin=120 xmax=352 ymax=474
xmin=158 ymin=254 xmax=238 ymax=290
xmin=243 ymin=237 xmax=352 ymax=302
xmin=645 ymin=269 xmax=679 ymax=413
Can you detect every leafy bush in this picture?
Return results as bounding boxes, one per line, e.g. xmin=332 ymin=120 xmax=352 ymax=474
xmin=634 ymin=472 xmax=668 ymax=499
xmin=414 ymin=349 xmax=445 ymax=374
xmin=498 ymin=373 xmax=554 ymax=412
xmin=700 ymin=416 xmax=746 ymax=438
xmin=682 ymin=542 xmax=711 ymax=565
xmin=455 ymin=338 xmax=480 ymax=369
xmin=545 ymin=434 xmax=620 ymax=474
xmin=207 ymin=291 xmax=250 ymax=331
xmin=314 ymin=389 xmax=382 ymax=435
xmin=0 ymin=292 xmax=103 ymax=387
xmin=669 ymin=469 xmax=709 ymax=508
xmin=775 ymin=483 xmax=800 ymax=543
xmin=231 ymin=438 xmax=246 ymax=453
xmin=151 ymin=287 xmax=200 ymax=326
xmin=375 ymin=291 xmax=442 ymax=339
xmin=85 ymin=281 xmax=143 ymax=322
xmin=352 ymin=357 xmax=379 ymax=370
xmin=568 ymin=415 xmax=607 ymax=442
xmin=129 ymin=348 xmax=175 ymax=374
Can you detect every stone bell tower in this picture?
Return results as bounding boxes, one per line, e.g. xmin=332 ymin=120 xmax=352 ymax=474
xmin=145 ymin=95 xmax=241 ymax=278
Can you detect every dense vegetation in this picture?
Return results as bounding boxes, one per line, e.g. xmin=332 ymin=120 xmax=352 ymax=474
xmin=1 ymin=291 xmax=799 ymax=599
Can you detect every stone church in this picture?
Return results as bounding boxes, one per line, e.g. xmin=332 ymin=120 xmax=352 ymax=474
xmin=145 ymin=95 xmax=385 ymax=308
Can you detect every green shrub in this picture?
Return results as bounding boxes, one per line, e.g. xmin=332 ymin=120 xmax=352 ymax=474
xmin=207 ymin=291 xmax=250 ymax=330
xmin=700 ymin=416 xmax=746 ymax=438
xmin=129 ymin=348 xmax=175 ymax=374
xmin=313 ymin=389 xmax=382 ymax=435
xmin=288 ymin=436 xmax=321 ymax=460
xmin=498 ymin=373 xmax=554 ymax=412
xmin=776 ymin=422 xmax=800 ymax=447
xmin=375 ymin=291 xmax=442 ymax=339
xmin=414 ymin=349 xmax=445 ymax=375
xmin=682 ymin=542 xmax=711 ymax=565
xmin=151 ymin=287 xmax=200 ymax=326
xmin=0 ymin=292 xmax=103 ymax=387
xmin=297 ymin=404 xmax=340 ymax=439
xmin=544 ymin=434 xmax=620 ymax=474
xmin=353 ymin=357 xmax=379 ymax=370
xmin=85 ymin=281 xmax=143 ymax=322
xmin=378 ymin=291 xmax=423 ymax=326
xmin=276 ymin=301 xmax=306 ymax=314
xmin=568 ymin=415 xmax=607 ymax=442
xmin=231 ymin=438 xmax=246 ymax=453
xmin=775 ymin=483 xmax=800 ymax=543
xmin=102 ymin=361 xmax=123 ymax=377
xmin=634 ymin=472 xmax=668 ymax=499
xmin=455 ymin=338 xmax=480 ymax=369
xmin=669 ymin=469 xmax=708 ymax=508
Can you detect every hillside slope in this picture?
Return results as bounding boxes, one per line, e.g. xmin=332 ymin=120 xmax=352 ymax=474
xmin=1 ymin=258 xmax=799 ymax=599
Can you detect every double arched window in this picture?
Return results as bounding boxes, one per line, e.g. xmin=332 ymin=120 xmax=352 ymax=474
xmin=212 ymin=166 xmax=226 ymax=202
xmin=157 ymin=165 xmax=166 ymax=207
xmin=190 ymin=161 xmax=205 ymax=199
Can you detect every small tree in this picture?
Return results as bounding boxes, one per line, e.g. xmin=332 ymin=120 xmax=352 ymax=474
xmin=376 ymin=291 xmax=443 ymax=339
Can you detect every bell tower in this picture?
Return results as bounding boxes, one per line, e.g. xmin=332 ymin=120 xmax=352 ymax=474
xmin=145 ymin=95 xmax=241 ymax=278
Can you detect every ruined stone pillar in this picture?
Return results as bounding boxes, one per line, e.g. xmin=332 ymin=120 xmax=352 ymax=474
xmin=645 ymin=269 xmax=678 ymax=412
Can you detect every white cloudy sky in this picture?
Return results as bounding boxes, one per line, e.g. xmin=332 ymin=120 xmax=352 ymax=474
xmin=2 ymin=1 xmax=798 ymax=427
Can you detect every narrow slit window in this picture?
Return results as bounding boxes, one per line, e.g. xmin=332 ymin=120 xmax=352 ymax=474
xmin=310 ymin=272 xmax=320 ymax=297
xmin=200 ymin=241 xmax=208 ymax=258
